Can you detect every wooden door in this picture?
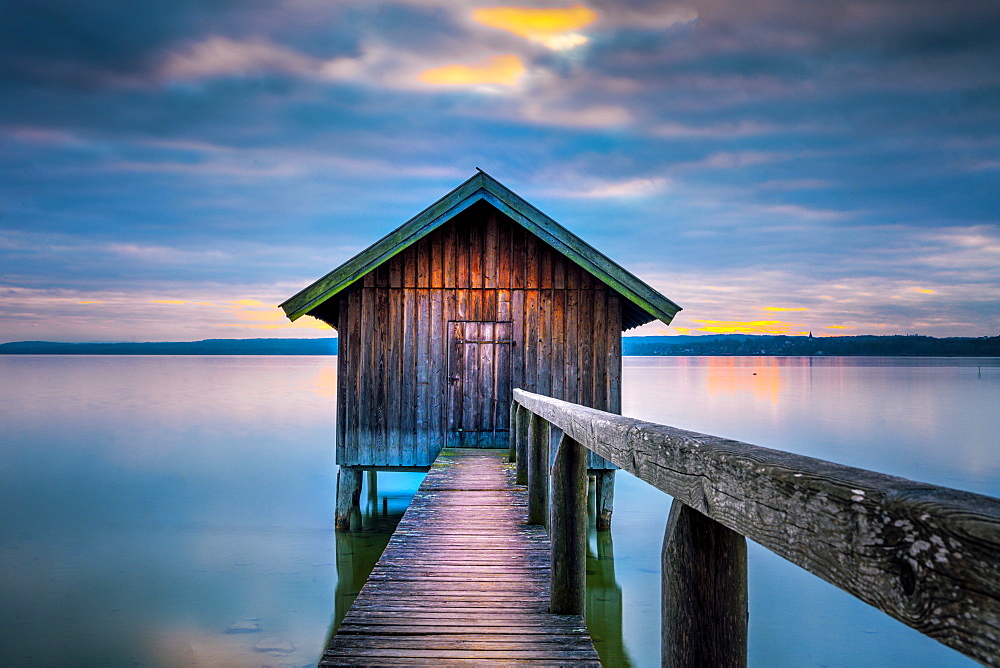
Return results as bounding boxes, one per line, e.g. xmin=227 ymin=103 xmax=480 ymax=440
xmin=447 ymin=321 xmax=514 ymax=447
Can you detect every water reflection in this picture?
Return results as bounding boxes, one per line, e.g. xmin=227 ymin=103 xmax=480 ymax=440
xmin=704 ymin=356 xmax=785 ymax=404
xmin=330 ymin=472 xmax=410 ymax=640
xmin=2 ymin=356 xmax=994 ymax=667
xmin=586 ymin=479 xmax=633 ymax=667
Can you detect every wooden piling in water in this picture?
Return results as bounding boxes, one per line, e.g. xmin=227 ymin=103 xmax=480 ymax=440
xmin=595 ymin=469 xmax=615 ymax=531
xmin=335 ymin=467 xmax=363 ymax=531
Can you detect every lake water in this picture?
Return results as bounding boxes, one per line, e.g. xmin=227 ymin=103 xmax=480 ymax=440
xmin=0 ymin=355 xmax=996 ymax=667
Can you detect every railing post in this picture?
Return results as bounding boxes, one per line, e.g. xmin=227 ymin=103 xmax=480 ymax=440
xmin=661 ymin=499 xmax=747 ymax=668
xmin=515 ymin=404 xmax=529 ymax=486
xmin=526 ymin=412 xmax=550 ymax=527
xmin=508 ymin=400 xmax=517 ymax=463
xmin=549 ymin=432 xmax=588 ymax=616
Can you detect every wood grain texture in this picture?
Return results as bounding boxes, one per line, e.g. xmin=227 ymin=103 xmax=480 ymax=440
xmin=513 ymin=389 xmax=1000 ymax=665
xmin=662 ymin=499 xmax=748 ymax=668
xmin=281 ymin=171 xmax=680 ymax=329
xmin=549 ymin=433 xmax=588 ymax=616
xmin=334 ymin=204 xmax=618 ymax=470
xmin=527 ymin=413 xmax=550 ymax=527
xmin=595 ymin=469 xmax=615 ymax=531
xmin=322 ymin=448 xmax=600 ymax=667
xmin=515 ymin=404 xmax=529 ymax=485
xmin=335 ymin=467 xmax=362 ymax=531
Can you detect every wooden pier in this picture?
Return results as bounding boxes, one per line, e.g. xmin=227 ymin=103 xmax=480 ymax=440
xmin=322 ymin=448 xmax=601 ymax=666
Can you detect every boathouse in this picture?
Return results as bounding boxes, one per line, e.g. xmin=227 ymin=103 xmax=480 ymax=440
xmin=280 ymin=171 xmax=680 ymax=528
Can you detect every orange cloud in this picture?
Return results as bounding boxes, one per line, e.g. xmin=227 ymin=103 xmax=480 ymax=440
xmin=418 ymin=54 xmax=525 ymax=86
xmin=759 ymin=306 xmax=808 ymax=312
xmin=913 ymin=287 xmax=936 ymax=294
xmin=825 ymin=325 xmax=854 ymax=330
xmin=78 ymin=301 xmax=104 ymax=304
xmin=472 ymin=4 xmax=597 ymax=50
xmin=693 ymin=320 xmax=809 ymax=335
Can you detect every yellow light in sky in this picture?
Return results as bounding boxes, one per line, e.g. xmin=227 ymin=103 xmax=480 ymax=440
xmin=220 ymin=301 xmax=330 ymax=331
xmin=693 ymin=320 xmax=809 ymax=335
xmin=418 ymin=54 xmax=525 ymax=86
xmin=913 ymin=288 xmax=936 ymax=294
xmin=472 ymin=3 xmax=597 ymax=50
xmin=761 ymin=306 xmax=808 ymax=312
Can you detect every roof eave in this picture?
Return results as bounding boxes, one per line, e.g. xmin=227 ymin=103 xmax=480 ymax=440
xmin=280 ymin=171 xmax=682 ymax=329
xmin=280 ymin=172 xmax=490 ymax=321
xmin=476 ymin=177 xmax=681 ymax=327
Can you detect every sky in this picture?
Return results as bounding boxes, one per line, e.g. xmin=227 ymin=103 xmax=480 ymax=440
xmin=1 ymin=0 xmax=998 ymax=343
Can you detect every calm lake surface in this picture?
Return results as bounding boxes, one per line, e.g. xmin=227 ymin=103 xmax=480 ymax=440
xmin=1 ymin=355 xmax=997 ymax=667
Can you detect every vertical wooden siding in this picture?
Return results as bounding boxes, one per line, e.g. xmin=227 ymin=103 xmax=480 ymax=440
xmin=334 ymin=202 xmax=622 ymax=468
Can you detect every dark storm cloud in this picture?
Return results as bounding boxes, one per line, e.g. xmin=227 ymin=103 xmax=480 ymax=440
xmin=0 ymin=0 xmax=235 ymax=87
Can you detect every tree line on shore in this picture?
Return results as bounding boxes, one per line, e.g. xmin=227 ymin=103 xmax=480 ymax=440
xmin=2 ymin=334 xmax=998 ymax=356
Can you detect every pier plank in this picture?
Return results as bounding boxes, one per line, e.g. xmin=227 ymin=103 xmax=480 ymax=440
xmin=321 ymin=448 xmax=601 ymax=666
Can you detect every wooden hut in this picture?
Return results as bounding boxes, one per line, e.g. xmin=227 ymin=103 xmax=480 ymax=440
xmin=280 ymin=171 xmax=680 ymax=529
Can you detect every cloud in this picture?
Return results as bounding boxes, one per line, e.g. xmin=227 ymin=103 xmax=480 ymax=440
xmin=550 ymin=176 xmax=669 ymax=199
xmin=217 ymin=299 xmax=329 ymax=331
xmin=629 ymin=264 xmax=1000 ymax=338
xmin=1 ymin=0 xmax=998 ymax=344
xmin=161 ymin=36 xmax=316 ymax=80
xmin=0 ymin=285 xmax=332 ymax=343
xmin=684 ymin=151 xmax=789 ymax=170
xmin=417 ymin=54 xmax=526 ymax=86
xmin=471 ymin=4 xmax=597 ymax=50
xmin=592 ymin=3 xmax=698 ymax=31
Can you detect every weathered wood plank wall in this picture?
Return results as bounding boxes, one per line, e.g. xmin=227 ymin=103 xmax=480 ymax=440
xmin=325 ymin=202 xmax=622 ymax=468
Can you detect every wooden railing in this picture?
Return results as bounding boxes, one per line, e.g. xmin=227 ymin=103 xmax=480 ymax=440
xmin=509 ymin=389 xmax=1000 ymax=667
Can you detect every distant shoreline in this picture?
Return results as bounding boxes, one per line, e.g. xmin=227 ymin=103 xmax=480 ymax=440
xmin=1 ymin=335 xmax=997 ymax=357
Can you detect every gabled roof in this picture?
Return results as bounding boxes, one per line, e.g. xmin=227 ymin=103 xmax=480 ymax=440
xmin=280 ymin=171 xmax=681 ymax=330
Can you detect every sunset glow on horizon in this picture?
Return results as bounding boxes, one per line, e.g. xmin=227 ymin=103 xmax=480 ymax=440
xmin=692 ymin=320 xmax=810 ymax=336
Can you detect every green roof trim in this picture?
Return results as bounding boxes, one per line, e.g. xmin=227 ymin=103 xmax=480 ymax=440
xmin=280 ymin=171 xmax=681 ymax=330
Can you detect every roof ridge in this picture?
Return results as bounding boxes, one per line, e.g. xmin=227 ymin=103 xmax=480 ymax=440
xmin=280 ymin=172 xmax=680 ymax=330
